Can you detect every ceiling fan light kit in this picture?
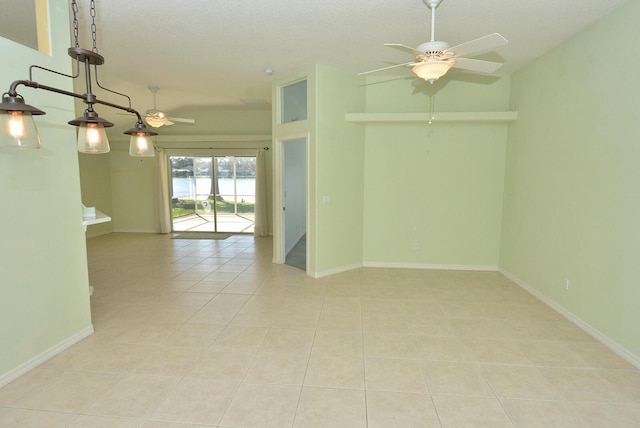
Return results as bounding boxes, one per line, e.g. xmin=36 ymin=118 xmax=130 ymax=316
xmin=361 ymin=0 xmax=508 ymax=83
xmin=144 ymin=86 xmax=195 ymax=128
xmin=0 ymin=0 xmax=157 ymax=156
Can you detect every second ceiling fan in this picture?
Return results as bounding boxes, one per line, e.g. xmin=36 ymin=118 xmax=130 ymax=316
xmin=144 ymin=86 xmax=195 ymax=128
xmin=362 ymin=0 xmax=509 ymax=83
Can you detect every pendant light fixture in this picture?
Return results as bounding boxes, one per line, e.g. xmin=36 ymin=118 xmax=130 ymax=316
xmin=0 ymin=0 xmax=157 ymax=155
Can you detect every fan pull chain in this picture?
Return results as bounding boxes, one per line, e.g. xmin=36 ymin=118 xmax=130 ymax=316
xmin=428 ymin=95 xmax=436 ymax=125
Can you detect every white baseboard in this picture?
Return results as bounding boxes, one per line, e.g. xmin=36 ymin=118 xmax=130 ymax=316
xmin=313 ymin=262 xmax=497 ymax=278
xmin=0 ymin=325 xmax=94 ymax=389
xmin=313 ymin=263 xmax=364 ymax=278
xmin=364 ymin=262 xmax=498 ymax=272
xmin=499 ymin=268 xmax=640 ymax=370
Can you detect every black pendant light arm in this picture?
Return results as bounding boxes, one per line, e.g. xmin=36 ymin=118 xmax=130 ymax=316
xmin=6 ymin=79 xmax=144 ymax=123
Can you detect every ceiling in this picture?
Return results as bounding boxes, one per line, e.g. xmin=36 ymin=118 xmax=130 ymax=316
xmin=72 ymin=0 xmax=628 ymax=133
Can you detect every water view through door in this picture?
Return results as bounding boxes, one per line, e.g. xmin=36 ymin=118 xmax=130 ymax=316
xmin=170 ymin=156 xmax=256 ymax=233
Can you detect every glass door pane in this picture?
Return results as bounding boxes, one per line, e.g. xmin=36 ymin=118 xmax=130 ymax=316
xmin=214 ymin=156 xmax=256 ymax=233
xmin=170 ymin=156 xmax=216 ymax=232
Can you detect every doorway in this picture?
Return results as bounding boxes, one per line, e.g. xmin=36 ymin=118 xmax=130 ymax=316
xmin=275 ymin=137 xmax=308 ymax=270
xmin=170 ymin=155 xmax=256 ymax=233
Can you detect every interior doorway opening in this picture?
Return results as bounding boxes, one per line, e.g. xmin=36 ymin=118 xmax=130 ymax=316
xmin=170 ymin=155 xmax=256 ymax=233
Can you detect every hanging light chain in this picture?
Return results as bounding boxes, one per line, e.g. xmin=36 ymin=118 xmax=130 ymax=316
xmin=90 ymin=0 xmax=98 ymax=52
xmin=71 ymin=0 xmax=79 ymax=48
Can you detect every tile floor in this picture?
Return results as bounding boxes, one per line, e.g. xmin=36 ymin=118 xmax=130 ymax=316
xmin=1 ymin=232 xmax=639 ymax=427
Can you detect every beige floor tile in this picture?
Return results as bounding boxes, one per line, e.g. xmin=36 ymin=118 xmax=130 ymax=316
xmin=539 ymin=367 xmax=627 ymax=402
xmin=322 ymin=296 xmax=362 ymax=312
xmin=187 ymin=305 xmax=241 ymax=325
xmin=365 ymin=357 xmax=428 ymax=393
xmin=0 ymin=368 xmax=62 ymax=406
xmin=112 ymin=322 xmax=181 ymax=345
xmin=304 ymin=354 xmax=365 ymax=389
xmin=143 ymin=306 xmax=200 ymax=323
xmin=213 ymin=326 xmax=269 ymax=350
xmin=362 ymin=313 xmax=410 ymax=334
xmin=501 ymin=399 xmax=585 ymax=427
xmin=0 ymin=408 xmax=77 ymax=426
xmin=18 ymin=371 xmax=123 ymax=413
xmin=567 ymin=342 xmax=637 ymax=369
xmin=244 ymin=350 xmax=309 ymax=385
xmin=413 ymin=336 xmax=472 ymax=361
xmin=317 ymin=311 xmax=363 ymax=331
xmin=449 ymin=318 xmax=512 ymax=339
xmin=162 ymin=323 xmax=225 ymax=347
xmin=572 ymin=402 xmax=640 ymax=427
xmin=87 ymin=374 xmax=180 ymax=419
xmin=150 ymin=376 xmax=239 ymax=425
xmin=432 ymin=395 xmax=513 ymax=428
xmin=262 ymin=327 xmax=315 ymax=353
xmin=311 ymin=330 xmax=364 ymax=355
xmin=513 ymin=340 xmax=588 ymax=367
xmin=481 ymin=364 xmax=563 ymax=400
xmin=6 ymin=234 xmax=639 ymax=428
xmin=366 ymin=390 xmax=441 ymax=428
xmin=190 ymin=347 xmax=256 ymax=381
xmin=364 ymin=332 xmax=419 ymax=358
xmin=293 ymin=387 xmax=366 ymax=428
xmin=405 ymin=316 xmax=454 ymax=336
xmin=220 ymin=383 xmax=301 ymax=427
xmin=67 ymin=415 xmax=145 ymax=427
xmin=132 ymin=345 xmax=204 ymax=376
xmin=462 ymin=338 xmax=531 ymax=364
xmin=423 ymin=361 xmax=495 ymax=397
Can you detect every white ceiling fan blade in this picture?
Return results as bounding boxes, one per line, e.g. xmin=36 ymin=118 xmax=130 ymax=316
xmin=384 ymin=43 xmax=423 ymax=57
xmin=452 ymin=57 xmax=503 ymax=74
xmin=359 ymin=61 xmax=419 ymax=76
xmin=164 ymin=120 xmax=175 ymax=126
xmin=446 ymin=33 xmax=508 ymax=58
xmin=166 ymin=117 xmax=195 ymax=124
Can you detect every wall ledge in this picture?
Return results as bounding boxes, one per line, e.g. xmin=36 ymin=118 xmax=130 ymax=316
xmin=345 ymin=111 xmax=517 ymax=123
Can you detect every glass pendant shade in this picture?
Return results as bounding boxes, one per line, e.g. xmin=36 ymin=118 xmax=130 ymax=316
xmin=0 ymin=110 xmax=42 ymax=149
xmin=69 ymin=110 xmax=113 ymax=154
xmin=0 ymin=95 xmax=45 ymax=149
xmin=77 ymin=122 xmax=110 ymax=153
xmin=129 ymin=134 xmax=155 ymax=157
xmin=124 ymin=122 xmax=157 ymax=157
xmin=412 ymin=60 xmax=454 ymax=82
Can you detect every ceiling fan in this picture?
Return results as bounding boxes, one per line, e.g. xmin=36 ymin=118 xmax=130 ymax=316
xmin=144 ymin=86 xmax=195 ymax=128
xmin=361 ymin=0 xmax=508 ymax=83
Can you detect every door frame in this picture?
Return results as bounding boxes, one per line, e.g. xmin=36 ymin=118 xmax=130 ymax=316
xmin=273 ymin=133 xmax=310 ymax=267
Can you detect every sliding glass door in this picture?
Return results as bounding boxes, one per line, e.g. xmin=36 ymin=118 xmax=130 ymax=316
xmin=170 ymin=155 xmax=256 ymax=233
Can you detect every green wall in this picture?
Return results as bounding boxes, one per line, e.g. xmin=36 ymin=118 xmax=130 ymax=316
xmin=500 ymin=0 xmax=640 ymax=357
xmin=314 ymin=66 xmax=366 ymax=274
xmin=362 ymin=76 xmax=511 ymax=268
xmin=0 ymin=0 xmax=92 ymax=381
xmin=79 ymin=152 xmax=114 ymax=237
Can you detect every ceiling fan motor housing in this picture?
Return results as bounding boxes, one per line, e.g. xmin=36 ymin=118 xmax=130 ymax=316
xmin=416 ymin=40 xmax=450 ymax=58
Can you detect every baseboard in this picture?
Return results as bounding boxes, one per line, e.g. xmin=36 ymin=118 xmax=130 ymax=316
xmin=313 ymin=263 xmax=364 ymax=278
xmin=499 ymin=268 xmax=640 ymax=370
xmin=0 ymin=325 xmax=94 ymax=389
xmin=85 ymin=229 xmax=113 ymax=238
xmin=364 ymin=262 xmax=498 ymax=272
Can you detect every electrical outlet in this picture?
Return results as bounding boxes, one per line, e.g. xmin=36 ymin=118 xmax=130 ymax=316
xmin=563 ymin=279 xmax=570 ymax=290
xmin=412 ymin=242 xmax=419 ymax=250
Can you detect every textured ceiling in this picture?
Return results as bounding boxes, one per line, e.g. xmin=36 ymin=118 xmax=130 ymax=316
xmin=71 ymin=0 xmax=628 ymax=131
